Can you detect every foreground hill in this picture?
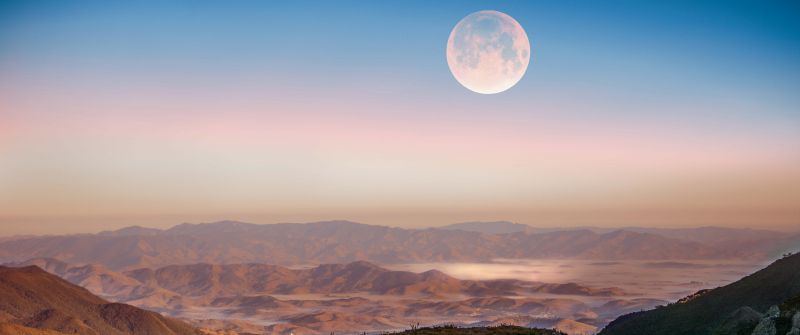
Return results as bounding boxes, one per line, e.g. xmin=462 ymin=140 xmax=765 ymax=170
xmin=0 ymin=221 xmax=790 ymax=270
xmin=0 ymin=265 xmax=201 ymax=335
xmin=599 ymin=252 xmax=800 ymax=335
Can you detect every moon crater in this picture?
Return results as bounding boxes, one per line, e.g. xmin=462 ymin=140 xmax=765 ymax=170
xmin=447 ymin=10 xmax=530 ymax=94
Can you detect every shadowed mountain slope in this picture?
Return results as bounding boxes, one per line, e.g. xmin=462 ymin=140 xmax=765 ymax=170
xmin=599 ymin=252 xmax=800 ymax=335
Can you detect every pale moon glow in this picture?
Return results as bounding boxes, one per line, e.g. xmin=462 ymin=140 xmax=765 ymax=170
xmin=447 ymin=10 xmax=531 ymax=94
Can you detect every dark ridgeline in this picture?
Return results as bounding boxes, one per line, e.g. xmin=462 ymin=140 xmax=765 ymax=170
xmin=599 ymin=252 xmax=800 ymax=335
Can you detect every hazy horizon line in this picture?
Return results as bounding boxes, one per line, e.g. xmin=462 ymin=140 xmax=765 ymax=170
xmin=2 ymin=217 xmax=798 ymax=237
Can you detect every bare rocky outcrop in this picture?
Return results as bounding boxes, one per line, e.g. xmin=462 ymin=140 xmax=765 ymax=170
xmin=749 ymin=305 xmax=800 ymax=335
xmin=751 ymin=316 xmax=776 ymax=335
xmin=785 ymin=311 xmax=800 ymax=335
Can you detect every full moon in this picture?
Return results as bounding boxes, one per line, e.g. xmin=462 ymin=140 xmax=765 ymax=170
xmin=446 ymin=10 xmax=530 ymax=94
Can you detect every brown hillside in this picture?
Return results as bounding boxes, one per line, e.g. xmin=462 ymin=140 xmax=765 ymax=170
xmin=0 ymin=266 xmax=200 ymax=335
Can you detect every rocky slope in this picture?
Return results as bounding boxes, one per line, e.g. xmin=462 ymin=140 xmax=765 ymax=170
xmin=0 ymin=265 xmax=201 ymax=335
xmin=744 ymin=294 xmax=800 ymax=335
xmin=599 ymin=252 xmax=800 ymax=335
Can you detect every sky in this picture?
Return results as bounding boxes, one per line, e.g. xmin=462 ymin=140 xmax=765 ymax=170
xmin=1 ymin=1 xmax=799 ymax=234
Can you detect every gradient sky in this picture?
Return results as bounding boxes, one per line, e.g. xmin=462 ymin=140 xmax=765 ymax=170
xmin=1 ymin=1 xmax=799 ymax=234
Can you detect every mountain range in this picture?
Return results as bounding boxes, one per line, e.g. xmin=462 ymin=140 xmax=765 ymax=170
xmin=439 ymin=221 xmax=534 ymax=234
xmin=443 ymin=222 xmax=795 ymax=252
xmin=0 ymin=221 xmax=795 ymax=270
xmin=5 ymin=258 xmax=642 ymax=335
xmin=1 ymin=220 xmax=797 ymax=334
xmin=11 ymin=258 xmax=626 ymax=300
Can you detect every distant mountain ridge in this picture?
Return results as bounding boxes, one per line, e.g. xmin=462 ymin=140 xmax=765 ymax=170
xmin=439 ymin=221 xmax=533 ymax=234
xmin=1 ymin=221 xmax=792 ymax=270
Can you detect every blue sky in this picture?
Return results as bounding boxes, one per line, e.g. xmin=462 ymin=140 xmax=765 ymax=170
xmin=1 ymin=1 xmax=799 ymax=233
xmin=3 ymin=1 xmax=799 ymax=122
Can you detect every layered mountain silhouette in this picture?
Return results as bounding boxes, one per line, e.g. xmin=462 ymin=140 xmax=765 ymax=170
xmin=1 ymin=221 xmax=797 ymax=335
xmin=0 ymin=265 xmax=200 ymax=335
xmin=6 ymin=258 xmax=637 ymax=334
xmin=0 ymin=221 xmax=794 ymax=270
xmin=11 ymin=258 xmax=626 ymax=300
xmin=599 ymin=252 xmax=800 ymax=335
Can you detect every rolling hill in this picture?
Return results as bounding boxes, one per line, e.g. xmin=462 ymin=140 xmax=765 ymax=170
xmin=6 ymin=258 xmax=638 ymax=334
xmin=0 ymin=265 xmax=201 ymax=335
xmin=12 ymin=258 xmax=626 ymax=300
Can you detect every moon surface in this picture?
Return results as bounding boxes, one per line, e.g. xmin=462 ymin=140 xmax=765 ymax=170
xmin=447 ymin=10 xmax=530 ymax=94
